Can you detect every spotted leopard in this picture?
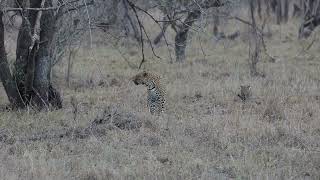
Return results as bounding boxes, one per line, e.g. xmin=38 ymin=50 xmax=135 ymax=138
xmin=132 ymin=71 xmax=165 ymax=115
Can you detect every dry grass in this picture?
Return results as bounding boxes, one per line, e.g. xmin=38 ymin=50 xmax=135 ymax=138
xmin=1 ymin=13 xmax=320 ymax=179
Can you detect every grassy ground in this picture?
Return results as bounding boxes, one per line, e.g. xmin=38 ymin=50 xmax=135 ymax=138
xmin=0 ymin=13 xmax=320 ymax=179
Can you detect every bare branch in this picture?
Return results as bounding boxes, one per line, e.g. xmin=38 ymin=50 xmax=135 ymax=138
xmin=126 ymin=0 xmax=162 ymax=69
xmin=126 ymin=1 xmax=175 ymax=62
xmin=3 ymin=7 xmax=56 ymax=12
xmin=30 ymin=0 xmax=46 ymax=50
xmin=126 ymin=0 xmax=145 ymax=69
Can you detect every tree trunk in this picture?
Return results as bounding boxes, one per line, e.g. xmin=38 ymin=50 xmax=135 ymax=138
xmin=15 ymin=14 xmax=33 ymax=102
xmin=175 ymin=10 xmax=201 ymax=62
xmin=12 ymin=0 xmax=62 ymax=109
xmin=0 ymin=12 xmax=25 ymax=107
xmin=270 ymin=0 xmax=277 ymax=13
xmin=266 ymin=0 xmax=271 ymax=17
xmin=122 ymin=0 xmax=140 ymax=41
xmin=32 ymin=0 xmax=55 ymax=108
xmin=249 ymin=0 xmax=264 ymax=77
xmin=283 ymin=0 xmax=289 ymax=22
xmin=257 ymin=0 xmax=262 ymax=19
xmin=213 ymin=10 xmax=219 ymax=36
xmin=276 ymin=0 xmax=282 ymax=24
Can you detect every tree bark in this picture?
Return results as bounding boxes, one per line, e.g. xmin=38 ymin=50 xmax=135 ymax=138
xmin=175 ymin=10 xmax=201 ymax=62
xmin=257 ymin=0 xmax=262 ymax=19
xmin=32 ymin=0 xmax=54 ymax=108
xmin=249 ymin=0 xmax=264 ymax=77
xmin=266 ymin=0 xmax=271 ymax=17
xmin=270 ymin=0 xmax=277 ymax=13
xmin=276 ymin=0 xmax=282 ymax=24
xmin=283 ymin=0 xmax=289 ymax=23
xmin=0 ymin=12 xmax=24 ymax=107
xmin=12 ymin=0 xmax=62 ymax=109
xmin=122 ymin=0 xmax=140 ymax=41
xmin=213 ymin=10 xmax=219 ymax=36
xmin=15 ymin=14 xmax=33 ymax=102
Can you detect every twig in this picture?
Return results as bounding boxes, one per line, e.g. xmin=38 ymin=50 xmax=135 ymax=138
xmin=216 ymin=10 xmax=275 ymax=62
xmin=127 ymin=1 xmax=160 ymax=59
xmin=198 ymin=35 xmax=206 ymax=59
xmin=292 ymin=33 xmax=317 ymax=59
xmin=126 ymin=0 xmax=145 ymax=69
xmin=214 ymin=11 xmax=264 ymax=35
xmin=126 ymin=0 xmax=162 ymax=68
xmin=126 ymin=0 xmax=173 ymax=63
xmin=65 ymin=0 xmax=94 ymax=12
xmin=104 ymin=30 xmax=138 ymax=69
xmin=141 ymin=24 xmax=161 ymax=59
xmin=260 ymin=17 xmax=276 ymax=62
xmin=3 ymin=7 xmax=57 ymax=12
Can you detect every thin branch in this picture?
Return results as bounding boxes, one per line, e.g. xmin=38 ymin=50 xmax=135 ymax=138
xmin=127 ymin=0 xmax=163 ymax=68
xmin=141 ymin=24 xmax=161 ymax=58
xmin=213 ymin=11 xmax=264 ymax=34
xmin=104 ymin=31 xmax=138 ymax=69
xmin=260 ymin=17 xmax=276 ymax=62
xmin=215 ymin=10 xmax=275 ymax=62
xmin=292 ymin=33 xmax=317 ymax=59
xmin=126 ymin=0 xmax=145 ymax=69
xmin=3 ymin=0 xmax=82 ymax=12
xmin=126 ymin=0 xmax=173 ymax=63
xmin=127 ymin=0 xmax=160 ymax=58
xmin=3 ymin=7 xmax=57 ymax=12
xmin=126 ymin=1 xmax=181 ymax=24
xmin=65 ymin=0 xmax=94 ymax=12
xmin=3 ymin=0 xmax=94 ymax=20
xmin=198 ymin=35 xmax=206 ymax=59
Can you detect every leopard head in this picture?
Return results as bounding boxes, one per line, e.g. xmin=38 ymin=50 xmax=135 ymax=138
xmin=132 ymin=71 xmax=149 ymax=86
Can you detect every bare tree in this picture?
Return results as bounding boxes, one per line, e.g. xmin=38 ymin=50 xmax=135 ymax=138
xmin=174 ymin=0 xmax=225 ymax=62
xmin=175 ymin=9 xmax=201 ymax=62
xmin=0 ymin=0 xmax=94 ymax=109
xmin=10 ymin=0 xmax=61 ymax=109
xmin=248 ymin=0 xmax=264 ymax=77
xmin=127 ymin=0 xmax=227 ymax=64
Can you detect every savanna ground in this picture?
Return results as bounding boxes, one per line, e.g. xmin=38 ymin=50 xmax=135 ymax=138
xmin=1 ymin=9 xmax=320 ymax=180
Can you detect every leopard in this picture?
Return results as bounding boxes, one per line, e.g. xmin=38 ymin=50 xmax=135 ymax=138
xmin=237 ymin=85 xmax=252 ymax=102
xmin=131 ymin=71 xmax=165 ymax=115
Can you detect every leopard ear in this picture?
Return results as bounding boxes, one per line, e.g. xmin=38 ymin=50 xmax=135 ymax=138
xmin=143 ymin=71 xmax=147 ymax=77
